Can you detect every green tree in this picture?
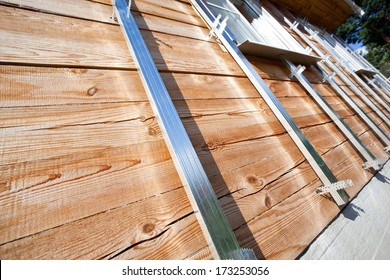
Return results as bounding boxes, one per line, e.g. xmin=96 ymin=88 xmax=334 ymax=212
xmin=336 ymin=0 xmax=390 ymax=77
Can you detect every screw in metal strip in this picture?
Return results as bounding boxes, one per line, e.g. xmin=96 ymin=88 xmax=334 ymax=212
xmin=362 ymin=157 xmax=388 ymax=170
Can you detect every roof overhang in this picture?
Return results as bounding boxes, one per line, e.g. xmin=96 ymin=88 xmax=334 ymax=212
xmin=269 ymin=0 xmax=359 ymax=31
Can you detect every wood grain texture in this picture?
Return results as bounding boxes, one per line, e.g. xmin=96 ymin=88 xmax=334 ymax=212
xmin=0 ymin=6 xmax=243 ymax=76
xmin=0 ymin=6 xmax=134 ymax=68
xmin=0 ymin=187 xmax=196 ymax=259
xmin=0 ymin=0 xmax=115 ymax=24
xmin=1 ymin=0 xmax=388 ymax=261
xmin=0 ymin=66 xmax=257 ymax=108
xmin=132 ymin=0 xmax=205 ymax=27
xmin=0 ymin=0 xmax=210 ymax=42
xmin=0 ymin=66 xmax=147 ymax=107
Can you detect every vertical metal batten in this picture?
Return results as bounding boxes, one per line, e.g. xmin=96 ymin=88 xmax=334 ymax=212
xmin=305 ymin=29 xmax=390 ymax=119
xmin=114 ymin=0 xmax=256 ymax=260
xmin=374 ymin=75 xmax=390 ymax=95
xmin=191 ymin=0 xmax=351 ymax=206
xmin=267 ymin=1 xmax=390 ymax=131
xmin=363 ymin=75 xmax=390 ymax=105
xmin=280 ymin=56 xmax=387 ymax=171
xmin=314 ymin=63 xmax=390 ymax=150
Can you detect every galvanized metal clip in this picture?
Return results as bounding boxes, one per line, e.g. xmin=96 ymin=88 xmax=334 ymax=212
xmin=322 ymin=71 xmax=336 ymax=83
xmin=288 ymin=65 xmax=305 ymax=78
xmin=309 ymin=30 xmax=319 ymax=39
xmin=317 ymin=180 xmax=353 ymax=195
xmin=362 ymin=157 xmax=388 ymax=170
xmin=320 ymin=54 xmax=331 ymax=63
xmin=209 ymin=14 xmax=228 ymax=38
xmin=291 ymin=20 xmax=299 ymax=29
xmin=317 ymin=180 xmax=353 ymax=205
xmin=305 ymin=46 xmax=313 ymax=54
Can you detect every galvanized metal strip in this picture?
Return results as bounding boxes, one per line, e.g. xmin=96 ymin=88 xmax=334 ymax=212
xmin=262 ymin=1 xmax=390 ymax=151
xmin=281 ymin=56 xmax=385 ymax=171
xmin=307 ymin=30 xmax=390 ymax=117
xmin=114 ymin=0 xmax=255 ymax=260
xmin=374 ymin=75 xmax=390 ymax=96
xmin=375 ymin=74 xmax=390 ymax=93
xmin=190 ymin=0 xmax=350 ymax=205
xmin=363 ymin=75 xmax=390 ymax=105
xmin=315 ymin=64 xmax=390 ymax=150
xmin=289 ymin=21 xmax=390 ymax=126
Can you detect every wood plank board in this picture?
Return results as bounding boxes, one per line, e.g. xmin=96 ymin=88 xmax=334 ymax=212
xmin=0 ymin=0 xmax=115 ymax=24
xmin=0 ymin=0 xmax=211 ymax=42
xmin=132 ymin=0 xmax=205 ymax=27
xmin=0 ymin=5 xmax=135 ymax=69
xmin=0 ymin=187 xmax=197 ymax=259
xmin=0 ymin=6 xmax=243 ymax=76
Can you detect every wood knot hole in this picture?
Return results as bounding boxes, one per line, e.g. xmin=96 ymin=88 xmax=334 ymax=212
xmin=87 ymin=86 xmax=98 ymax=96
xmin=265 ymin=195 xmax=272 ymax=209
xmin=148 ymin=127 xmax=158 ymax=136
xmin=142 ymin=223 xmax=155 ymax=234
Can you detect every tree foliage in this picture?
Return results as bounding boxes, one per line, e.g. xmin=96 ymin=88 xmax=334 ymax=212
xmin=336 ymin=0 xmax=390 ymax=77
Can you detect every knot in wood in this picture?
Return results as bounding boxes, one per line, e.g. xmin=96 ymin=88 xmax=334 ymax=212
xmin=142 ymin=223 xmax=155 ymax=234
xmin=148 ymin=127 xmax=158 ymax=136
xmin=245 ymin=175 xmax=265 ymax=189
xmin=264 ymin=194 xmax=272 ymax=209
xmin=87 ymin=86 xmax=98 ymax=96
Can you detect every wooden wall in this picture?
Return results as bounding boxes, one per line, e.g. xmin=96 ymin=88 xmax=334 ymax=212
xmin=0 ymin=0 xmax=388 ymax=260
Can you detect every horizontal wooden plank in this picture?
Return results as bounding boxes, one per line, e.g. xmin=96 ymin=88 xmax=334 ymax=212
xmin=0 ymin=0 xmax=210 ymax=42
xmin=0 ymin=6 xmax=243 ymax=76
xmin=132 ymin=0 xmax=205 ymax=27
xmin=0 ymin=139 xmax=183 ymax=245
xmin=0 ymin=107 xmax=162 ymax=166
xmin=141 ymin=30 xmax=244 ymax=76
xmin=135 ymin=11 xmax=210 ymax=42
xmin=0 ymin=67 xmax=147 ymax=107
xmin=112 ymin=214 xmax=206 ymax=260
xmin=0 ymin=66 xmax=259 ymax=107
xmin=0 ymin=0 xmax=115 ymax=24
xmin=235 ymin=135 xmax=374 ymax=259
xmin=0 ymin=187 xmax=196 ymax=259
xmin=0 ymin=5 xmax=135 ymax=68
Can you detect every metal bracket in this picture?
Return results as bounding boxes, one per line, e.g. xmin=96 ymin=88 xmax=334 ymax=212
xmin=317 ymin=180 xmax=353 ymax=205
xmin=288 ymin=65 xmax=305 ymax=78
xmin=321 ymin=71 xmax=336 ymax=83
xmin=291 ymin=20 xmax=299 ymax=29
xmin=209 ymin=14 xmax=228 ymax=38
xmin=362 ymin=157 xmax=388 ymax=170
xmin=320 ymin=54 xmax=331 ymax=63
xmin=384 ymin=146 xmax=390 ymax=153
xmin=309 ymin=30 xmax=319 ymax=39
xmin=317 ymin=180 xmax=353 ymax=194
xmin=305 ymin=46 xmax=313 ymax=54
xmin=111 ymin=0 xmax=118 ymax=21
xmin=366 ymin=78 xmax=376 ymax=86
